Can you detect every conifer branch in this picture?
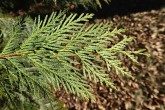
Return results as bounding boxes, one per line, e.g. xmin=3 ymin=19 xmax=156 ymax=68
xmin=0 ymin=11 xmax=146 ymax=109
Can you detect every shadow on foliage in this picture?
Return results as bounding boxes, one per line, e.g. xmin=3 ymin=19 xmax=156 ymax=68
xmin=0 ymin=0 xmax=165 ymax=18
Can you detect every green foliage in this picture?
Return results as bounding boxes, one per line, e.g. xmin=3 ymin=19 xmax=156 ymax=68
xmin=0 ymin=11 xmax=146 ymax=109
xmin=54 ymin=0 xmax=110 ymax=9
xmin=33 ymin=0 xmax=110 ymax=9
xmin=0 ymin=0 xmax=110 ymax=13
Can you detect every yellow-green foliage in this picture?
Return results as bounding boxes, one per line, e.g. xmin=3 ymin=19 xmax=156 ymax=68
xmin=0 ymin=11 xmax=145 ymax=109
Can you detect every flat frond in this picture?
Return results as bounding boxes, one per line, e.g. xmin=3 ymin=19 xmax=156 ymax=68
xmin=0 ymin=11 xmax=145 ymax=109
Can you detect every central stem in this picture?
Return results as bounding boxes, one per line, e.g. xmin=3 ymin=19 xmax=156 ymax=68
xmin=0 ymin=51 xmax=32 ymax=59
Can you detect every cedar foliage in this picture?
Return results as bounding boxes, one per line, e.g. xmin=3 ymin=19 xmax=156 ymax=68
xmin=0 ymin=0 xmax=110 ymax=12
xmin=53 ymin=0 xmax=110 ymax=9
xmin=0 ymin=11 xmax=146 ymax=109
